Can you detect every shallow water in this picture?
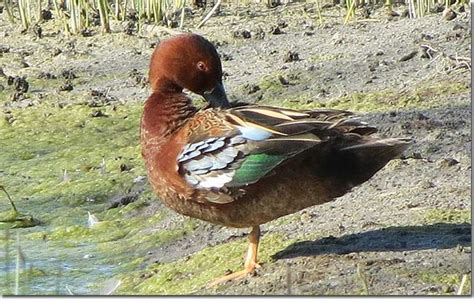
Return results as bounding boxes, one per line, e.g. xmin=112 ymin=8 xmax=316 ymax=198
xmin=1 ymin=226 xmax=118 ymax=295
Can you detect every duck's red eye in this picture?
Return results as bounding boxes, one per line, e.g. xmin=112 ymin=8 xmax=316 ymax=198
xmin=197 ymin=61 xmax=207 ymax=72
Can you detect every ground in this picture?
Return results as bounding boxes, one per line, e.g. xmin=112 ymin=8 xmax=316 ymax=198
xmin=0 ymin=1 xmax=471 ymax=295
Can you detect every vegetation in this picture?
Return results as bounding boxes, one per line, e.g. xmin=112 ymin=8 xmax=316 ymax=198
xmin=3 ymin=0 xmax=471 ymax=33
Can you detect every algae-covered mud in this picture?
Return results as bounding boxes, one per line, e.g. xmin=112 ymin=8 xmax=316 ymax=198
xmin=0 ymin=2 xmax=471 ymax=295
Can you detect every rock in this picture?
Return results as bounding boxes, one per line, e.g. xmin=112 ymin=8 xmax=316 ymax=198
xmin=20 ymin=60 xmax=30 ymax=68
xmin=81 ymin=28 xmax=94 ymax=37
xmin=133 ymin=176 xmax=146 ymax=183
xmin=61 ymin=69 xmax=77 ymax=80
xmin=129 ymin=69 xmax=147 ymax=87
xmin=277 ymin=19 xmax=287 ymax=28
xmin=278 ymin=75 xmax=289 ymax=85
xmin=90 ymin=109 xmax=107 ymax=118
xmin=220 ymin=53 xmax=233 ymax=61
xmin=270 ymin=26 xmax=284 ymax=35
xmin=38 ymin=71 xmax=57 ymax=79
xmin=387 ymin=9 xmax=400 ymax=17
xmin=120 ymin=163 xmax=132 ymax=172
xmin=439 ymin=157 xmax=459 ymax=168
xmin=443 ymin=8 xmax=457 ymax=21
xmin=33 ymin=24 xmax=42 ymax=38
xmin=0 ymin=45 xmax=10 ymax=54
xmin=51 ymin=48 xmax=62 ymax=56
xmin=362 ymin=6 xmax=371 ymax=18
xmin=233 ymin=29 xmax=251 ymax=39
xmin=243 ymin=83 xmax=260 ymax=94
xmin=7 ymin=76 xmax=29 ymax=92
xmin=453 ymin=23 xmax=467 ymax=31
xmin=58 ymin=82 xmax=73 ymax=92
xmin=40 ymin=9 xmax=53 ymax=21
xmin=284 ymin=51 xmax=300 ymax=63
xmin=420 ymin=180 xmax=435 ymax=189
xmin=421 ymin=33 xmax=434 ymax=40
xmin=107 ymin=193 xmax=139 ymax=209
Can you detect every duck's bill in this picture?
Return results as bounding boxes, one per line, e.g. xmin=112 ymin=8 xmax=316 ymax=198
xmin=203 ymin=81 xmax=231 ymax=108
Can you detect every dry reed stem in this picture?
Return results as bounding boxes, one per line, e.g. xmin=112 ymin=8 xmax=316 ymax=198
xmin=197 ymin=0 xmax=222 ymax=28
xmin=357 ymin=263 xmax=370 ymax=295
xmin=0 ymin=185 xmax=18 ymax=213
xmin=457 ymin=273 xmax=469 ymax=295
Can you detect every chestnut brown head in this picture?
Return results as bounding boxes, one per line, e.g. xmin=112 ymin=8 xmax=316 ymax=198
xmin=149 ymin=34 xmax=229 ymax=108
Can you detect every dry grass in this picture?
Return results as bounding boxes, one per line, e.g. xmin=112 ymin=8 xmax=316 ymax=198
xmin=3 ymin=0 xmax=471 ymax=34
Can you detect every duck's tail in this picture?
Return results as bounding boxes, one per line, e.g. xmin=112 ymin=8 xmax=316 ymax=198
xmin=311 ymin=135 xmax=412 ymax=189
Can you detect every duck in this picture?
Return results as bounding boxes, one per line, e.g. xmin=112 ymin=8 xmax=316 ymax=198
xmin=140 ymin=33 xmax=411 ymax=286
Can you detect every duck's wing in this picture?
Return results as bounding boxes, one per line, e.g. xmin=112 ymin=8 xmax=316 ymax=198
xmin=177 ymin=105 xmax=394 ymax=204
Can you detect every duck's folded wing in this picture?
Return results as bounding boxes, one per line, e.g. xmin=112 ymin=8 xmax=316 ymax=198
xmin=177 ymin=106 xmax=377 ymax=204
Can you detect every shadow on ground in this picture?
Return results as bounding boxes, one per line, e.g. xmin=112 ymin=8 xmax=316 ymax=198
xmin=273 ymin=223 xmax=471 ymax=260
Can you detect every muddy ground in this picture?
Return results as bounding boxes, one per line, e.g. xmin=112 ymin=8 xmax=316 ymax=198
xmin=0 ymin=1 xmax=471 ymax=296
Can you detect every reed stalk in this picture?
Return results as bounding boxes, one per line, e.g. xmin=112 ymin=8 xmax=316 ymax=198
xmin=5 ymin=0 xmax=468 ymax=36
xmin=4 ymin=0 xmax=16 ymax=23
xmin=69 ymin=0 xmax=80 ymax=34
xmin=14 ymin=233 xmax=20 ymax=295
xmin=97 ymin=0 xmax=111 ymax=33
xmin=53 ymin=0 xmax=71 ymax=33
xmin=18 ymin=0 xmax=30 ymax=30
xmin=179 ymin=0 xmax=186 ymax=29
xmin=344 ymin=0 xmax=356 ymax=24
xmin=37 ymin=0 xmax=42 ymax=23
xmin=4 ymin=229 xmax=11 ymax=295
xmin=121 ymin=0 xmax=129 ymax=20
xmin=315 ymin=0 xmax=323 ymax=25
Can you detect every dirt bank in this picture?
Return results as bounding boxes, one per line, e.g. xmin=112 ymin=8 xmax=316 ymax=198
xmin=0 ymin=2 xmax=471 ymax=295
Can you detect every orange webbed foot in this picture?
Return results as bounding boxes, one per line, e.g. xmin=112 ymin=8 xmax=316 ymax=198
xmin=207 ymin=226 xmax=261 ymax=288
xmin=207 ymin=261 xmax=261 ymax=287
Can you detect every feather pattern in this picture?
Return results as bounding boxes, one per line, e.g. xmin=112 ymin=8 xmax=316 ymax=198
xmin=176 ymin=105 xmax=381 ymax=203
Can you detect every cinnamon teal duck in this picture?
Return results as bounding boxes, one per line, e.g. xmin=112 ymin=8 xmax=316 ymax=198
xmin=140 ymin=33 xmax=411 ymax=286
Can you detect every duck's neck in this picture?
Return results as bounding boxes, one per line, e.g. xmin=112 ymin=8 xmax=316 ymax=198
xmin=140 ymin=90 xmax=196 ymax=154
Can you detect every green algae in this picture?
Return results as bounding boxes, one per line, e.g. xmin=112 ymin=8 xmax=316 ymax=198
xmin=308 ymin=53 xmax=344 ymax=63
xmin=0 ymin=100 xmax=144 ymax=217
xmin=259 ymin=73 xmax=286 ymax=94
xmin=0 ymin=96 xmax=157 ymax=294
xmin=117 ymin=232 xmax=298 ymax=294
xmin=424 ymin=209 xmax=471 ymax=224
xmin=0 ymin=209 xmax=40 ymax=229
xmin=418 ymin=271 xmax=471 ymax=295
xmin=419 ymin=272 xmax=462 ymax=287
xmin=264 ymin=81 xmax=469 ymax=112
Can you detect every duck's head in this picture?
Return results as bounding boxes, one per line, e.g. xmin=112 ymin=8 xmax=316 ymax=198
xmin=149 ymin=34 xmax=229 ymax=108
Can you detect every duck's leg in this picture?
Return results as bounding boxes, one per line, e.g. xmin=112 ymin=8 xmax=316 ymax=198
xmin=207 ymin=225 xmax=261 ymax=287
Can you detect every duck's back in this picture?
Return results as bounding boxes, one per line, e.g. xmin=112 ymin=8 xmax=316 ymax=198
xmin=146 ymin=105 xmax=410 ymax=228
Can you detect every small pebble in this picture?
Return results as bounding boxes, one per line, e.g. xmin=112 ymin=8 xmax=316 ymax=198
xmin=284 ymin=51 xmax=300 ymax=63
xmin=439 ymin=158 xmax=459 ymax=168
xmin=443 ymin=8 xmax=457 ymax=21
xmin=58 ymin=82 xmax=73 ymax=92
